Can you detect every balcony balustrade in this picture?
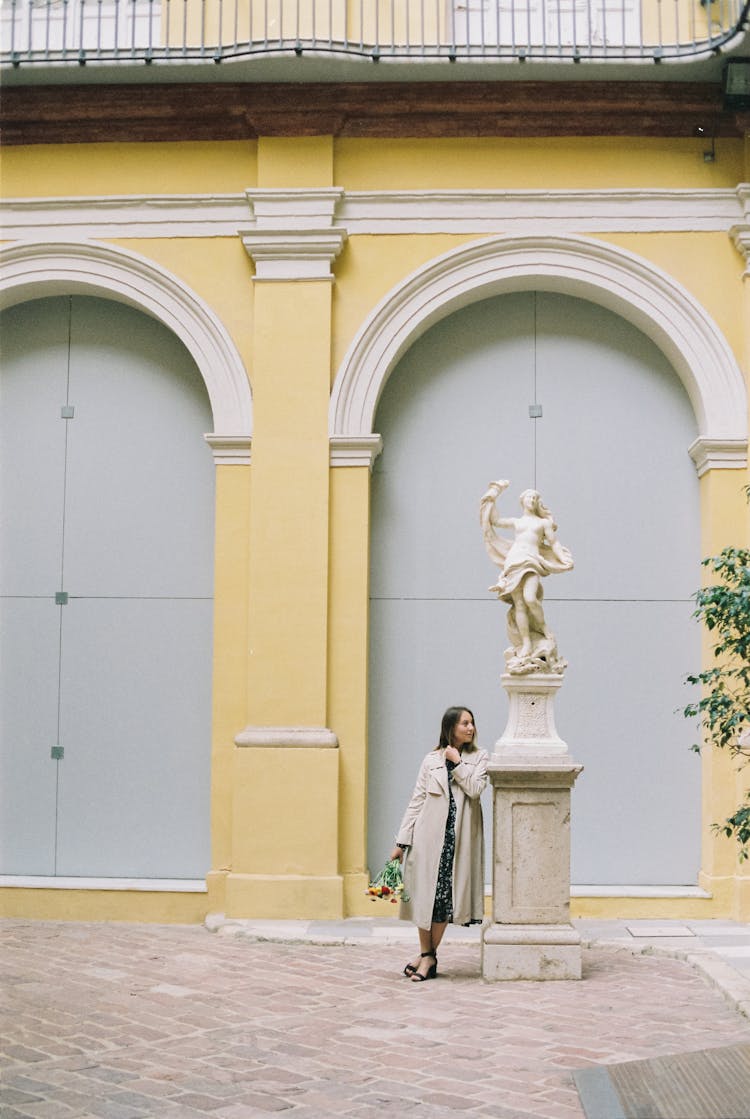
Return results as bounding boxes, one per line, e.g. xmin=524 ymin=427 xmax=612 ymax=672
xmin=1 ymin=0 xmax=747 ymax=68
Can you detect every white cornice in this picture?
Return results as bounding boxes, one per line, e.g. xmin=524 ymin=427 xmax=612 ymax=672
xmin=0 ymin=193 xmax=252 ymax=240
xmin=337 ymin=189 xmax=744 ymax=234
xmin=1 ymin=187 xmax=745 ymax=240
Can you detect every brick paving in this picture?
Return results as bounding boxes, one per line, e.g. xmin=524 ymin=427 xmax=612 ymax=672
xmin=2 ymin=918 xmax=750 ymax=1119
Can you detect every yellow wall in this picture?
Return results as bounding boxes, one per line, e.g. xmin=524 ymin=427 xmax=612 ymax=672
xmin=0 ymin=141 xmax=257 ymax=196
xmin=2 ymin=130 xmax=748 ymax=922
xmin=334 ymin=137 xmax=745 ymax=190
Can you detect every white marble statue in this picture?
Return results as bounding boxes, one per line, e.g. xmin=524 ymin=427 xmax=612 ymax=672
xmin=480 ymin=480 xmax=573 ymax=675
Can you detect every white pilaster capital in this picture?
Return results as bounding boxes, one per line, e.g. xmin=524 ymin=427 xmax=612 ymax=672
xmin=688 ymin=436 xmax=748 ymax=476
xmin=204 ymin=434 xmax=253 ymax=465
xmin=329 ymin=434 xmax=383 ymax=469
xmin=241 ymin=188 xmax=347 ymax=281
xmin=730 ymin=187 xmax=750 ymax=270
xmin=730 ymin=222 xmax=750 ymax=274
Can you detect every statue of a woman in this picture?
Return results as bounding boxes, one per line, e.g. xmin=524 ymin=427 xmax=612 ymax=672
xmin=480 ymin=480 xmax=573 ymax=675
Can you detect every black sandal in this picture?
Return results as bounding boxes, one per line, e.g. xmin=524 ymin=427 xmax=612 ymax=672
xmin=404 ymin=949 xmax=438 ymax=978
xmin=410 ymin=951 xmax=437 ymax=982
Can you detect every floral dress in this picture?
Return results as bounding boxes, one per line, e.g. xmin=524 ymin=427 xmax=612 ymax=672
xmin=431 ymin=759 xmax=457 ymax=923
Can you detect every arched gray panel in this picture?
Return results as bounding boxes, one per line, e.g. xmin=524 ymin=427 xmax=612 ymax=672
xmin=368 ymin=292 xmax=700 ymax=887
xmin=0 ymin=296 xmax=214 ymax=878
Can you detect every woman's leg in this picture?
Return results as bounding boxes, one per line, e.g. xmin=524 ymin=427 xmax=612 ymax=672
xmin=405 ymin=925 xmax=433 ymax=975
xmin=430 ymin=921 xmax=448 ymax=954
xmin=412 ymin=922 xmax=443 ymax=979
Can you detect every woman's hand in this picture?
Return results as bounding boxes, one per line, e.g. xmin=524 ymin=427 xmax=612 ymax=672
xmin=444 ymin=745 xmax=462 ymax=766
xmin=389 ymin=846 xmax=403 ymax=862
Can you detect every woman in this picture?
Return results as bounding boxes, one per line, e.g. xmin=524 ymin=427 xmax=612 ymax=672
xmin=390 ymin=706 xmax=488 ymax=982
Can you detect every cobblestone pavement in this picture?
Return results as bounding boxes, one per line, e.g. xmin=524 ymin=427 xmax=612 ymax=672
xmin=2 ymin=918 xmax=750 ymax=1119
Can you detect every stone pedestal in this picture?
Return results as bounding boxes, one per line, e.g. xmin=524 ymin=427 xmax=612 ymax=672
xmin=482 ymin=674 xmax=583 ymax=981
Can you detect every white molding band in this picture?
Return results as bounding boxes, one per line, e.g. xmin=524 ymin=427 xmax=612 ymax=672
xmin=0 ymin=876 xmax=208 ymax=892
xmin=329 ymin=232 xmax=748 ymax=473
xmin=0 ymin=240 xmax=253 ymax=450
xmin=329 ymin=434 xmax=384 ymax=469
xmin=337 ymin=188 xmax=743 ymax=234
xmin=570 ymin=885 xmax=711 ymax=898
xmin=235 ymin=726 xmax=339 ymax=748
xmin=0 ymin=193 xmax=253 ymax=240
xmin=1 ymin=187 xmax=745 ymax=239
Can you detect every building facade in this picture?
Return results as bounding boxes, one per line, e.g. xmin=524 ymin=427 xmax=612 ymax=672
xmin=1 ymin=0 xmax=749 ymax=923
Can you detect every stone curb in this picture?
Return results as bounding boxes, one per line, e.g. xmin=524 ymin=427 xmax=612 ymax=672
xmin=205 ymin=912 xmax=481 ymax=947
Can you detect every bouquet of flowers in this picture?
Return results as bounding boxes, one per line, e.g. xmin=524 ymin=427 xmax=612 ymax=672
xmin=366 ymin=857 xmax=409 ymax=903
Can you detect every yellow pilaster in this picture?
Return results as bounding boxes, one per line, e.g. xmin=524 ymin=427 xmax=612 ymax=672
xmin=226 ymin=137 xmax=346 ymax=917
xmin=206 ymin=463 xmax=251 ymax=914
xmin=328 ymin=464 xmax=374 ymax=912
xmin=246 ymin=279 xmax=332 ymax=724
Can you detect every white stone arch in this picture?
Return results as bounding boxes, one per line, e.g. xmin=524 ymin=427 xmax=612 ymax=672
xmin=329 ymin=234 xmax=747 ymax=474
xmin=0 ymin=240 xmax=252 ymax=462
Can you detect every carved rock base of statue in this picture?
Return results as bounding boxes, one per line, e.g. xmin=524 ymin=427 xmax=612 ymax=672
xmin=494 ymin=672 xmax=568 ymax=756
xmin=482 ymin=674 xmax=583 ymax=981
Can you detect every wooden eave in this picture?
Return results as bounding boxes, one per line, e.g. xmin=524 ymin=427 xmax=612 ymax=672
xmin=0 ymin=80 xmax=745 ymax=145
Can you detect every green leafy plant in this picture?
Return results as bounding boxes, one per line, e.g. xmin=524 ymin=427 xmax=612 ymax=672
xmin=684 ymin=487 xmax=750 ymax=859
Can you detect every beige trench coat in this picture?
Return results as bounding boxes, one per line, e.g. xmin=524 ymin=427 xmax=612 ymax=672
xmin=395 ymin=746 xmax=488 ymax=930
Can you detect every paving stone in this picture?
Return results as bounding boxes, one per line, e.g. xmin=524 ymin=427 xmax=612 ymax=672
xmin=0 ymin=1088 xmax=45 ymax=1106
xmin=3 ymin=920 xmax=750 ymax=1118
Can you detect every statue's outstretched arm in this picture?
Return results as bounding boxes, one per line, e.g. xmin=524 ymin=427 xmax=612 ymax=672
xmin=480 ymin=479 xmax=512 ymax=568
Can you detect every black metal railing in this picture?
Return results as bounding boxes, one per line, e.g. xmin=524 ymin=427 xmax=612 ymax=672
xmin=2 ymin=0 xmax=747 ymax=67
